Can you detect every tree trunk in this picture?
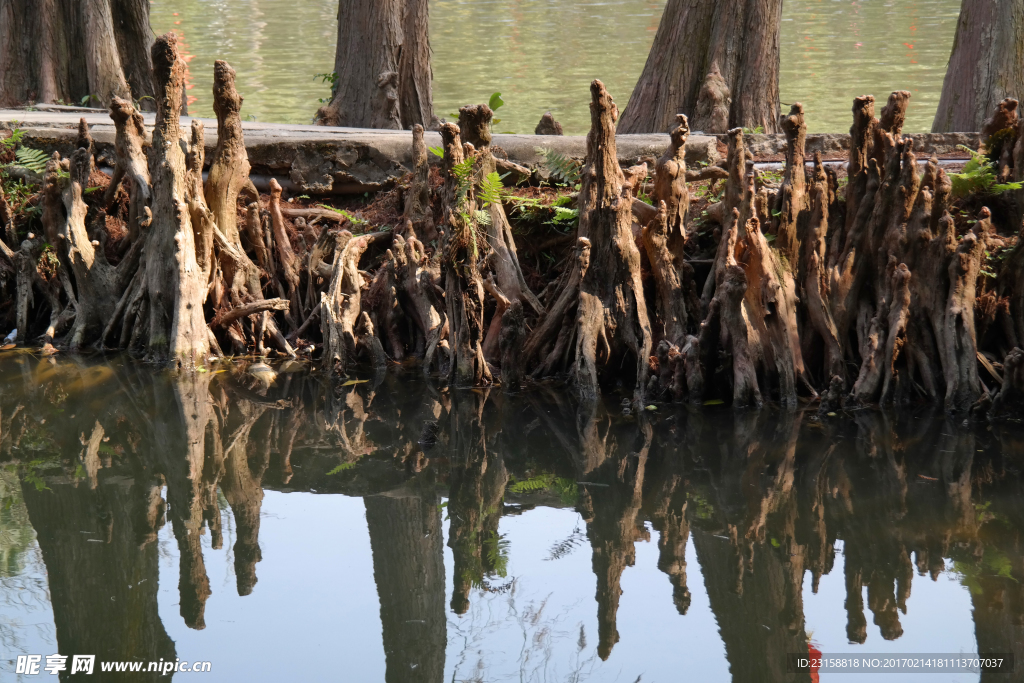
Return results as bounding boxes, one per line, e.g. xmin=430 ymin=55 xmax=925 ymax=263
xmin=110 ymin=0 xmax=155 ymax=108
xmin=314 ymin=0 xmax=437 ymax=129
xmin=0 ymin=0 xmax=152 ymax=108
xmin=933 ymin=0 xmax=1024 ymax=132
xmin=618 ymin=0 xmax=783 ymax=134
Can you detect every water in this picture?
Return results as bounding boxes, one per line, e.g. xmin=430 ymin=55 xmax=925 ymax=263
xmin=149 ymin=0 xmax=962 ymax=135
xmin=1 ymin=353 xmax=1022 ymax=682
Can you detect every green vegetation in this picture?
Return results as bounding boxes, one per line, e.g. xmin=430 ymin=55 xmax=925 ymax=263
xmin=536 ymin=147 xmax=580 ymax=186
xmin=949 ymin=145 xmax=1023 ymax=198
xmin=507 ymin=472 xmax=578 ymax=505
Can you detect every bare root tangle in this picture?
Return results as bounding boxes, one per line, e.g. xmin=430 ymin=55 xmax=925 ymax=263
xmin=9 ymin=44 xmax=1024 ymax=423
xmin=321 ymin=233 xmax=369 ymax=375
xmin=438 ymin=123 xmax=490 ymax=386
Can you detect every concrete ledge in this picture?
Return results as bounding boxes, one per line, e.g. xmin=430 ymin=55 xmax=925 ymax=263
xmin=0 ymin=108 xmax=718 ymax=194
xmin=736 ymin=131 xmax=981 ymax=158
xmin=1 ymin=109 xmax=981 ymax=194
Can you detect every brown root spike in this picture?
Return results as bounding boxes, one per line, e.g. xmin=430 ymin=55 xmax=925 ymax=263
xmin=145 ymin=33 xmax=209 ymax=366
xmin=535 ymin=112 xmax=563 ymax=135
xmin=572 ymin=80 xmax=652 ymax=405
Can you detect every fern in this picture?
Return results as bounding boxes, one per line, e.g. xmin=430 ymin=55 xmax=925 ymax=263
xmin=473 ymin=209 xmax=492 ymax=226
xmin=11 ymin=147 xmax=48 ymax=175
xmin=317 ymin=204 xmax=368 ymax=226
xmin=507 ymin=473 xmax=576 ymax=504
xmin=478 ymin=171 xmax=504 ymax=207
xmin=509 ymin=473 xmax=553 ymax=494
xmin=536 ymin=147 xmax=580 ymax=186
xmin=545 ymin=527 xmax=586 ymax=561
xmin=428 ymin=145 xmax=444 ymax=158
xmin=451 ymin=156 xmax=475 ymax=205
xmin=950 ymin=145 xmax=1023 ymax=198
xmin=326 ymin=461 xmax=355 ymax=475
xmin=483 ymin=531 xmax=509 ymax=578
xmin=551 ymin=206 xmax=579 ymax=224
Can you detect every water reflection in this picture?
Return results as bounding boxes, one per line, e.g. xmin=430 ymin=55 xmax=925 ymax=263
xmin=1 ymin=355 xmax=1023 ymax=681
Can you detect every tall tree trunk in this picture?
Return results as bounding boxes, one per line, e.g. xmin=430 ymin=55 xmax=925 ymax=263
xmin=315 ymin=0 xmax=437 ymax=129
xmin=933 ymin=0 xmax=1024 ymax=132
xmin=618 ymin=0 xmax=783 ymax=134
xmin=0 ymin=0 xmax=153 ymax=108
xmin=110 ymin=0 xmax=155 ymax=108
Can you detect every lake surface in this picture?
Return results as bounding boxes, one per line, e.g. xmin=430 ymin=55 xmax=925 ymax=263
xmin=149 ymin=0 xmax=962 ymax=134
xmin=1 ymin=353 xmax=1023 ymax=682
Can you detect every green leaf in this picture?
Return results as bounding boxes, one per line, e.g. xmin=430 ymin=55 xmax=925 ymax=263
xmin=702 ymin=399 xmax=725 ymax=406
xmin=478 ymin=171 xmax=504 ymax=207
xmin=9 ymin=147 xmax=48 ymax=175
xmin=428 ymin=145 xmax=444 ymax=158
xmin=536 ymin=147 xmax=580 ymax=186
xmin=488 ymin=92 xmax=504 ymax=111
xmin=326 ymin=462 xmax=355 ymax=475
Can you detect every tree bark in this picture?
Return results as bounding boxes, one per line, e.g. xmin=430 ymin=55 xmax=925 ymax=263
xmin=315 ymin=0 xmax=437 ymax=129
xmin=145 ymin=34 xmax=210 ymax=366
xmin=572 ymin=81 xmax=653 ymax=404
xmin=933 ymin=0 xmax=1024 ymax=132
xmin=0 ymin=0 xmax=152 ymax=108
xmin=618 ymin=0 xmax=783 ymax=134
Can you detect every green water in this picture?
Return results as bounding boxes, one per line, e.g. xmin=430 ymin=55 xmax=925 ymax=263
xmin=150 ymin=0 xmax=961 ymax=134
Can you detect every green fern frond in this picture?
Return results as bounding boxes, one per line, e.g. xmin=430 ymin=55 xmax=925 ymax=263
xmin=949 ymin=145 xmax=1022 ymax=198
xmin=474 ymin=209 xmax=492 ymax=226
xmin=317 ymin=204 xmax=368 ymax=226
xmin=551 ymin=206 xmax=579 ymax=223
xmin=478 ymin=171 xmax=504 ymax=207
xmin=326 ymin=461 xmax=355 ymax=475
xmin=536 ymin=147 xmax=580 ymax=186
xmin=12 ymin=147 xmax=48 ymax=175
xmin=508 ymin=473 xmax=555 ymax=494
xmin=451 ymin=156 xmax=476 ymax=205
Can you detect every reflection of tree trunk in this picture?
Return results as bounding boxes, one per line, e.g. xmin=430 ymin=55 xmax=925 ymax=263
xmin=151 ymin=372 xmax=213 ymax=630
xmin=575 ymin=408 xmax=651 ymax=660
xmin=694 ymin=531 xmax=811 ymax=683
xmin=690 ymin=410 xmax=811 ymax=681
xmin=644 ymin=455 xmax=691 ymax=614
xmin=446 ymin=390 xmax=507 ymax=614
xmin=365 ymin=479 xmax=446 ymax=683
xmin=220 ymin=403 xmax=271 ymax=596
xmin=21 ymin=477 xmax=175 ymax=679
